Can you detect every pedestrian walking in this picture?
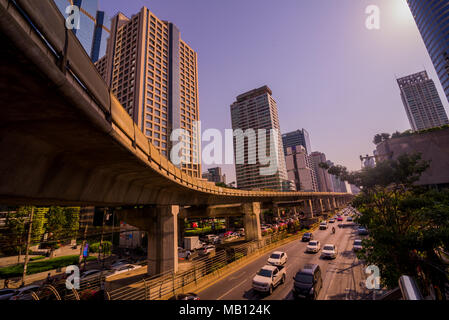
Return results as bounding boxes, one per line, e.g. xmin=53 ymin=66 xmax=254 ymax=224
xmin=3 ymin=278 xmax=9 ymax=289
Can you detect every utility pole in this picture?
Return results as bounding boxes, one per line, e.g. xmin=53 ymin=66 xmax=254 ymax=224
xmin=21 ymin=207 xmax=34 ymax=287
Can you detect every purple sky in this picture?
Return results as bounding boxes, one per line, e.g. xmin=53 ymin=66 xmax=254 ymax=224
xmin=100 ymin=0 xmax=449 ymax=184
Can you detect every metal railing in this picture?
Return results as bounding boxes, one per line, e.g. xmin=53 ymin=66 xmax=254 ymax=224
xmin=108 ymin=224 xmax=319 ymax=300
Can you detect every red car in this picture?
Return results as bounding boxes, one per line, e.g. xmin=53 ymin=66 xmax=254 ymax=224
xmin=337 ymin=216 xmax=343 ymax=221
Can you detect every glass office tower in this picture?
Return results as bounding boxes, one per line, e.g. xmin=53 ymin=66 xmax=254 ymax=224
xmin=407 ymin=0 xmax=449 ymax=102
xmin=54 ymin=0 xmax=110 ymax=62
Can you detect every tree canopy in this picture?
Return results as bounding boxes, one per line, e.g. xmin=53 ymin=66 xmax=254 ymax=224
xmin=322 ymin=153 xmax=449 ymax=293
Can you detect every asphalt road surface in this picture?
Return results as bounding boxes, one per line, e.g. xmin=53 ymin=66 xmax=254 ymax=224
xmin=198 ymin=221 xmax=371 ymax=300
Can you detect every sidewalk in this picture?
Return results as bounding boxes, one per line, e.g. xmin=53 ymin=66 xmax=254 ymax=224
xmin=0 ymin=253 xmax=110 ymax=289
xmin=0 ymin=246 xmax=82 ymax=268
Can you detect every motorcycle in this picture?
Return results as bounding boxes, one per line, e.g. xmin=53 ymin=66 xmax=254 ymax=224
xmin=332 ymin=227 xmax=336 ymax=234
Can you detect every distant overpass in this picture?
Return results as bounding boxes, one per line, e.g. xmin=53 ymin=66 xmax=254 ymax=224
xmin=0 ymin=0 xmax=353 ymax=275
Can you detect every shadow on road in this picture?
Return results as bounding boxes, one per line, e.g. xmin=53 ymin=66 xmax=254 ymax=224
xmin=242 ymin=288 xmax=262 ymax=300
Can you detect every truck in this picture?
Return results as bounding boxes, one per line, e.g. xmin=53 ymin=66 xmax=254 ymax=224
xmin=252 ymin=265 xmax=286 ymax=295
xmin=184 ymin=236 xmax=204 ymax=251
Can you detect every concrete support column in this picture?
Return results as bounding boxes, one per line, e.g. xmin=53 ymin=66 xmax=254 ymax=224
xmin=178 ymin=216 xmax=185 ymax=247
xmin=324 ymin=198 xmax=332 ymax=213
xmin=243 ymin=202 xmax=262 ymax=242
xmin=332 ymin=197 xmax=337 ymax=210
xmin=117 ymin=205 xmax=179 ymax=276
xmin=303 ymin=199 xmax=314 ymax=218
xmin=314 ymin=198 xmax=324 ymax=215
xmin=147 ymin=205 xmax=179 ymax=276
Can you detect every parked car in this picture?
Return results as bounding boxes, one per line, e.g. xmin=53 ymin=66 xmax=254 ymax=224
xmin=106 ymin=264 xmax=142 ymax=278
xmin=267 ymin=251 xmax=288 ymax=266
xmin=178 ymin=247 xmax=192 ymax=259
xmin=306 ymin=240 xmax=321 ymax=253
xmin=292 ymin=264 xmax=322 ymax=299
xmin=199 ymin=245 xmax=216 ymax=256
xmin=236 ymin=228 xmax=245 ymax=236
xmin=302 ymin=233 xmax=313 ymax=242
xmin=110 ymin=259 xmax=131 ymax=269
xmin=319 ymin=222 xmax=328 ymax=230
xmin=9 ymin=285 xmax=41 ymax=300
xmin=80 ymin=269 xmax=103 ymax=280
xmin=252 ymin=265 xmax=286 ymax=295
xmin=357 ymin=227 xmax=369 ymax=235
xmin=0 ymin=288 xmax=18 ymax=301
xmin=353 ymin=239 xmax=363 ymax=251
xmin=347 ymin=216 xmax=353 ymax=222
xmin=321 ymin=244 xmax=338 ymax=259
xmin=169 ymin=292 xmax=200 ymax=300
xmin=201 ymin=234 xmax=220 ymax=244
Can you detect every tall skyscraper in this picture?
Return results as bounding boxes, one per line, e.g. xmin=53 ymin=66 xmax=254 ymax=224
xmin=202 ymin=167 xmax=226 ymax=184
xmin=55 ymin=0 xmax=110 ymax=62
xmin=407 ymin=0 xmax=449 ymax=102
xmin=397 ymin=71 xmax=449 ymax=131
xmin=230 ymin=86 xmax=289 ymax=191
xmin=282 ymin=129 xmax=312 ymax=155
xmin=326 ymin=160 xmax=350 ymax=193
xmin=309 ymin=152 xmax=334 ymax=192
xmin=96 ymin=7 xmax=201 ymax=177
xmin=285 ymin=145 xmax=318 ymax=192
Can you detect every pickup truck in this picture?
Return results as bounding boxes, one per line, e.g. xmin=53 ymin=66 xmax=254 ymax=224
xmin=252 ymin=265 xmax=286 ymax=295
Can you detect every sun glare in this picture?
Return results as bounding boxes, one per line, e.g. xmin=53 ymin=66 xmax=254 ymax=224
xmin=392 ymin=0 xmax=414 ymax=24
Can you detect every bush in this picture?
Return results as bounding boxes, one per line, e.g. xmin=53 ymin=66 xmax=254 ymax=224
xmin=235 ymin=252 xmax=245 ymax=260
xmin=89 ymin=241 xmax=112 ymax=254
xmin=30 ymin=256 xmax=45 ymax=261
xmin=184 ymin=227 xmax=212 ymax=236
xmin=0 ymin=255 xmax=96 ymax=278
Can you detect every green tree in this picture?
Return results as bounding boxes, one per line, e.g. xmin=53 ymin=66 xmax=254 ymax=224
xmin=63 ymin=207 xmax=80 ymax=239
xmin=31 ymin=207 xmax=48 ymax=243
xmin=323 ymin=153 xmax=449 ymax=292
xmin=45 ymin=206 xmax=66 ymax=256
xmin=1 ymin=207 xmax=29 ymax=257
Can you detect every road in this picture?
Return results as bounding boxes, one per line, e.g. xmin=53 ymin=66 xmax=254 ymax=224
xmin=198 ymin=220 xmax=371 ymax=300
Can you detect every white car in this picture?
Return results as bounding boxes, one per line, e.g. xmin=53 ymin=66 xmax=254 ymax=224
xmin=267 ymin=251 xmax=288 ymax=266
xmin=319 ymin=222 xmax=328 ymax=230
xmin=306 ymin=240 xmax=321 ymax=253
xmin=110 ymin=259 xmax=131 ymax=268
xmin=321 ymin=244 xmax=338 ymax=259
xmin=252 ymin=265 xmax=286 ymax=294
xmin=199 ymin=245 xmax=216 ymax=256
xmin=80 ymin=269 xmax=103 ymax=280
xmin=353 ymin=239 xmax=363 ymax=251
xmin=106 ymin=264 xmax=142 ymax=278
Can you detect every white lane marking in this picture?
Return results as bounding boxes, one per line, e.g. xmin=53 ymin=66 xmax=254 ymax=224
xmin=217 ymin=278 xmax=250 ymax=300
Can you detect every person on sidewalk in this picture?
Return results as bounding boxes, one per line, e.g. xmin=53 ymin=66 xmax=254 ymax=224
xmin=45 ymin=273 xmax=52 ymax=285
xmin=3 ymin=279 xmax=9 ymax=289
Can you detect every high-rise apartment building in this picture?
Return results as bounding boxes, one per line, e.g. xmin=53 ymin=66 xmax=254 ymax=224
xmin=327 ymin=160 xmax=351 ymax=193
xmin=285 ymin=145 xmax=317 ymax=192
xmin=309 ymin=152 xmax=334 ymax=192
xmin=96 ymin=7 xmax=201 ymax=177
xmin=282 ymin=129 xmax=312 ymax=155
xmin=397 ymin=71 xmax=449 ymax=131
xmin=407 ymin=0 xmax=449 ymax=102
xmin=55 ymin=0 xmax=110 ymax=62
xmin=230 ymin=86 xmax=289 ymax=191
xmin=202 ymin=167 xmax=226 ymax=184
